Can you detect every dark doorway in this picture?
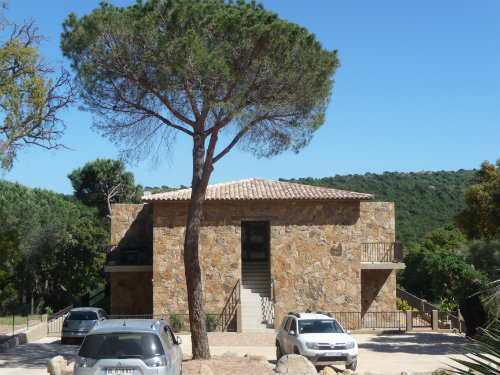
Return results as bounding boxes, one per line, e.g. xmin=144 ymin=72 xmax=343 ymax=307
xmin=241 ymin=221 xmax=270 ymax=262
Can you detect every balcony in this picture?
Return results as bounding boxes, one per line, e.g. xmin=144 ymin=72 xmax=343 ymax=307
xmin=104 ymin=244 xmax=153 ymax=272
xmin=361 ymin=242 xmax=405 ymax=270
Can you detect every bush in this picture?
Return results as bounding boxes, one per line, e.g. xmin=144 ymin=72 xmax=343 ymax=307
xmin=169 ymin=312 xmax=183 ymax=332
xmin=205 ymin=313 xmax=219 ymax=332
xmin=44 ymin=306 xmax=54 ymax=316
xmin=396 ymin=297 xmax=419 ymax=317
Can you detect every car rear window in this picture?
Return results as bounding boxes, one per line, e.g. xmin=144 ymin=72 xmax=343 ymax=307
xmin=79 ymin=333 xmax=165 ymax=359
xmin=67 ymin=311 xmax=98 ymax=321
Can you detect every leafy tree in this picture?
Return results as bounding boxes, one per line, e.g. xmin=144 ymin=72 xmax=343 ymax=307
xmin=45 ymin=217 xmax=107 ymax=307
xmin=400 ymin=228 xmax=488 ymax=335
xmin=0 ymin=180 xmax=106 ymax=311
xmin=0 ymin=2 xmax=76 ymax=170
xmin=465 ymin=240 xmax=500 ymax=281
xmin=0 ymin=219 xmax=20 ymax=282
xmin=457 ymin=160 xmax=500 ymax=241
xmin=61 ymin=0 xmax=338 ymax=358
xmin=68 ymin=158 xmax=141 ymax=219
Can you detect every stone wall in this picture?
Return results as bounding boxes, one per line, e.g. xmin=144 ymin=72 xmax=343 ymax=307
xmin=110 ymin=204 xmax=153 ymax=250
xmin=110 ymin=272 xmax=153 ymax=315
xmin=152 ymin=199 xmax=396 ymax=318
xmin=361 ymin=269 xmax=397 ymax=313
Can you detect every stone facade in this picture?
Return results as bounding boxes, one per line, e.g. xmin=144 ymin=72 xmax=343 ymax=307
xmin=110 ymin=271 xmax=153 ymax=315
xmin=108 ymin=204 xmax=153 ymax=315
xmin=150 ymin=199 xmax=396 ymax=320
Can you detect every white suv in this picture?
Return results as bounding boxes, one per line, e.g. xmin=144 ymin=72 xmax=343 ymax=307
xmin=276 ymin=312 xmax=358 ymax=370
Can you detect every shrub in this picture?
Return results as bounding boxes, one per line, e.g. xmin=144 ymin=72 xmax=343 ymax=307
xmin=44 ymin=306 xmax=54 ymax=316
xmin=205 ymin=313 xmax=219 ymax=332
xmin=169 ymin=312 xmax=183 ymax=332
xmin=396 ymin=297 xmax=419 ymax=317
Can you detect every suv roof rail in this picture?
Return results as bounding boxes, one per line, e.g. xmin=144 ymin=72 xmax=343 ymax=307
xmin=287 ymin=312 xmax=301 ymax=318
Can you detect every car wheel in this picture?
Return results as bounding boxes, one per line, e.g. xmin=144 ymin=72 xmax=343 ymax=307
xmin=61 ymin=337 xmax=68 ymax=345
xmin=276 ymin=342 xmax=283 ymax=360
xmin=346 ymin=360 xmax=357 ymax=371
xmin=294 ymin=346 xmax=300 ymax=355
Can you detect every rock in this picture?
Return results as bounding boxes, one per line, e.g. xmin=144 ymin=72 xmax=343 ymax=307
xmin=343 ymin=370 xmax=354 ymax=375
xmin=62 ymin=362 xmax=75 ymax=375
xmin=275 ymin=354 xmax=317 ymax=375
xmin=247 ymin=354 xmax=267 ymax=362
xmin=401 ymin=372 xmax=408 ymax=375
xmin=323 ymin=366 xmax=336 ymax=375
xmin=222 ymin=351 xmax=239 ymax=357
xmin=47 ymin=356 xmax=67 ymax=375
xmin=199 ymin=364 xmax=213 ymax=375
xmin=264 ymin=362 xmax=276 ymax=370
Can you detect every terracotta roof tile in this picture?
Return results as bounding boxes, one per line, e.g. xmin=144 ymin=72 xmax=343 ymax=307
xmin=141 ymin=178 xmax=373 ymax=202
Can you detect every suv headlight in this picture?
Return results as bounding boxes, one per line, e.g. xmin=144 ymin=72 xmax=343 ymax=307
xmin=75 ymin=356 xmax=97 ymax=368
xmin=306 ymin=342 xmax=320 ymax=350
xmin=144 ymin=355 xmax=167 ymax=367
xmin=345 ymin=341 xmax=355 ymax=349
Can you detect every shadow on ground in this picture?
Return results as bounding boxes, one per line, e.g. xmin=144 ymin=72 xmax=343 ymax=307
xmin=358 ymin=332 xmax=471 ymax=355
xmin=0 ymin=339 xmax=79 ymax=369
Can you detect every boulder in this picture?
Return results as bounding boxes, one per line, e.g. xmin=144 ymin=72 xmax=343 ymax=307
xmin=199 ymin=364 xmax=213 ymax=375
xmin=323 ymin=366 xmax=336 ymax=375
xmin=62 ymin=362 xmax=75 ymax=375
xmin=222 ymin=351 xmax=239 ymax=357
xmin=47 ymin=355 xmax=67 ymax=375
xmin=275 ymin=354 xmax=317 ymax=375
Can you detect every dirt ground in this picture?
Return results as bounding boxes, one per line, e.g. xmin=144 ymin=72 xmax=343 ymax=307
xmin=0 ymin=331 xmax=471 ymax=375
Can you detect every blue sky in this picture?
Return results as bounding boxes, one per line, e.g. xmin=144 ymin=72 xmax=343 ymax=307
xmin=3 ymin=0 xmax=500 ymax=194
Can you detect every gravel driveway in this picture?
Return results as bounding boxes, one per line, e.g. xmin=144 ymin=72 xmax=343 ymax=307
xmin=0 ymin=331 xmax=470 ymax=374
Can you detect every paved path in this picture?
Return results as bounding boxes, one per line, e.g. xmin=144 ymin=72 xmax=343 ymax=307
xmin=0 ymin=332 xmax=470 ymax=374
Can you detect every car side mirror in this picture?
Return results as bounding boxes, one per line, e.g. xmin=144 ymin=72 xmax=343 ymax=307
xmin=176 ymin=336 xmax=182 ymax=345
xmin=289 ymin=330 xmax=296 ymax=336
xmin=346 ymin=330 xmax=351 ymax=335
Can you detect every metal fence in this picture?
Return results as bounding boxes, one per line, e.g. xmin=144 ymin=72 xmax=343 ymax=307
xmin=330 ymin=311 xmax=407 ymax=330
xmin=0 ymin=304 xmax=43 ymax=336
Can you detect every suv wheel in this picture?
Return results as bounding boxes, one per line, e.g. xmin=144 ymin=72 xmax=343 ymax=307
xmin=346 ymin=360 xmax=357 ymax=371
xmin=276 ymin=342 xmax=283 ymax=360
xmin=294 ymin=346 xmax=300 ymax=355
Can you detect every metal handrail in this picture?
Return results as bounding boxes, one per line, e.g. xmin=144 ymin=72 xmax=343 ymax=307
xmin=218 ymin=279 xmax=240 ymax=332
xmin=361 ymin=242 xmax=404 ymax=262
xmin=48 ymin=305 xmax=74 ymax=322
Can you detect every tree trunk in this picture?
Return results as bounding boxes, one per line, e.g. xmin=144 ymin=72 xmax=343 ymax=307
xmin=184 ymin=132 xmax=212 ymax=359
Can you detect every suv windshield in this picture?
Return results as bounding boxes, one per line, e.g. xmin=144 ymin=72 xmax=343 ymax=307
xmin=298 ymin=319 xmax=344 ymax=334
xmin=79 ymin=333 xmax=165 ymax=359
xmin=67 ymin=311 xmax=98 ymax=321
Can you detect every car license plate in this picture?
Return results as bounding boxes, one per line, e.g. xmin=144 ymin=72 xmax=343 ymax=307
xmin=104 ymin=368 xmax=136 ymax=374
xmin=324 ymin=352 xmax=341 ymax=356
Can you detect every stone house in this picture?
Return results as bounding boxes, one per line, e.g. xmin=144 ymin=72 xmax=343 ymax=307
xmin=106 ymin=178 xmax=405 ymax=331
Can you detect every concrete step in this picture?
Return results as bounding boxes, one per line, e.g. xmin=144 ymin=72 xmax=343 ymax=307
xmin=241 ymin=279 xmax=270 ymax=286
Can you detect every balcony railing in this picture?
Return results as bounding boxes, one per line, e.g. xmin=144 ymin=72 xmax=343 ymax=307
xmin=106 ymin=244 xmax=152 ymax=266
xmin=361 ymin=242 xmax=403 ymax=263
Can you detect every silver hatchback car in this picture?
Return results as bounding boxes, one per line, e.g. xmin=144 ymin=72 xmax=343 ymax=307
xmin=61 ymin=307 xmax=107 ymax=344
xmin=74 ymin=319 xmax=183 ymax=375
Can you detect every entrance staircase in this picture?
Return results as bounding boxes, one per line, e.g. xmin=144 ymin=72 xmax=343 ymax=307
xmin=241 ymin=262 xmax=274 ymax=332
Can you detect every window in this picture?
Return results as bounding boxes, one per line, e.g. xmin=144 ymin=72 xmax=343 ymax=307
xmin=289 ymin=318 xmax=297 ymax=333
xmin=161 ymin=327 xmax=173 ymax=349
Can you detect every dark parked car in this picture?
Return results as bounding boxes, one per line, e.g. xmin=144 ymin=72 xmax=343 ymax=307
xmin=74 ymin=319 xmax=182 ymax=375
xmin=61 ymin=307 xmax=107 ymax=344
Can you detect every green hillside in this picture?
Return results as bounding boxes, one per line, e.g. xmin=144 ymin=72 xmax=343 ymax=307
xmin=282 ymin=170 xmax=476 ymax=244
